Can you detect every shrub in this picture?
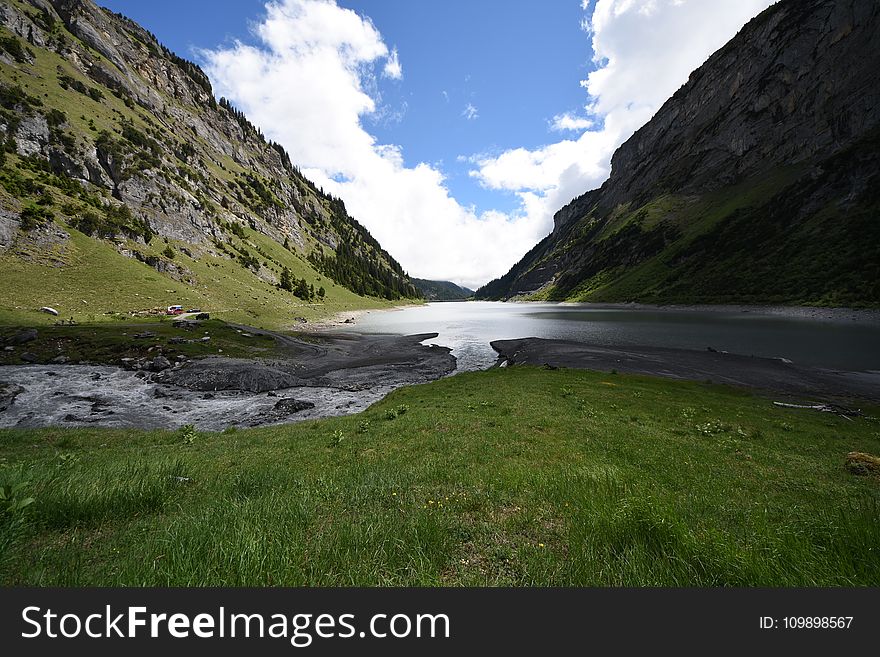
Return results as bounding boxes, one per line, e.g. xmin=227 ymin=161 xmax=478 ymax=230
xmin=19 ymin=205 xmax=53 ymax=231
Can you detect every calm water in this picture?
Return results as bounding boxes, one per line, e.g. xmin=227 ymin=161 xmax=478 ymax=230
xmin=348 ymin=302 xmax=880 ymax=372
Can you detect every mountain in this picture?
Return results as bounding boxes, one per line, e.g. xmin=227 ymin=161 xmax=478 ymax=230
xmin=0 ymin=0 xmax=420 ymax=326
xmin=412 ymin=278 xmax=474 ymax=301
xmin=476 ymin=0 xmax=880 ymax=308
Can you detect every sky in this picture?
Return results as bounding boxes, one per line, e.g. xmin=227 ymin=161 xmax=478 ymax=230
xmin=99 ymin=0 xmax=775 ymax=289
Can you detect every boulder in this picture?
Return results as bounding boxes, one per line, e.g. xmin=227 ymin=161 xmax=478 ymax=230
xmin=273 ymin=398 xmax=315 ymax=414
xmin=146 ymin=355 xmax=172 ymax=372
xmin=8 ymin=328 xmax=38 ymax=345
xmin=20 ymin=352 xmax=39 ymax=363
xmin=0 ymin=383 xmax=25 ymax=413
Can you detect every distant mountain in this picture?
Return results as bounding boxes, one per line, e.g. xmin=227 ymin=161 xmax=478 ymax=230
xmin=477 ymin=0 xmax=880 ymax=307
xmin=0 ymin=0 xmax=419 ymax=325
xmin=412 ymin=278 xmax=474 ymax=301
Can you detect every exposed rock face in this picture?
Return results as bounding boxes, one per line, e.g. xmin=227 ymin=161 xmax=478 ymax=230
xmin=477 ymin=0 xmax=880 ymax=306
xmin=0 ymin=0 xmax=419 ymax=304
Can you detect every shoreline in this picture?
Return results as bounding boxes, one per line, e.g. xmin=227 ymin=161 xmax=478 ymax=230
xmin=298 ymin=304 xmax=415 ymax=332
xmin=510 ymin=300 xmax=880 ymax=323
xmin=491 ymin=337 xmax=880 ymax=402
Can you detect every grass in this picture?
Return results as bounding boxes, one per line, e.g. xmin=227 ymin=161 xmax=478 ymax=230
xmin=0 ymin=318 xmax=280 ymax=365
xmin=0 ymin=212 xmax=412 ymax=329
xmin=1 ymin=367 xmax=878 ymax=586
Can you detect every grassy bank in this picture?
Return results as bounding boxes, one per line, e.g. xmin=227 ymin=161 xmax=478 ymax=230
xmin=1 ymin=367 xmax=878 ymax=586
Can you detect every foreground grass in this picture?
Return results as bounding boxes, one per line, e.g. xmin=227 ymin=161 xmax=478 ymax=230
xmin=1 ymin=367 xmax=878 ymax=586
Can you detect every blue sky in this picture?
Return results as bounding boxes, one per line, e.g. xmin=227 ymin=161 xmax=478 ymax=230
xmin=98 ymin=0 xmax=774 ymax=288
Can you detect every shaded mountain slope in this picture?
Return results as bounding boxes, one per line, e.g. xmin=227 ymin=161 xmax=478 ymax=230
xmin=477 ymin=0 xmax=880 ymax=307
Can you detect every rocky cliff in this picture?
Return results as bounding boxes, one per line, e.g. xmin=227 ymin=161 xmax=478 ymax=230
xmin=0 ymin=0 xmax=419 ymax=326
xmin=476 ymin=0 xmax=880 ymax=307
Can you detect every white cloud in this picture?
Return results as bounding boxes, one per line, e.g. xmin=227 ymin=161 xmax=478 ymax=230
xmin=203 ymin=0 xmax=775 ymax=289
xmin=549 ymin=112 xmax=593 ymax=132
xmin=383 ymin=47 xmax=402 ymax=79
xmin=462 ymin=103 xmax=479 ymax=121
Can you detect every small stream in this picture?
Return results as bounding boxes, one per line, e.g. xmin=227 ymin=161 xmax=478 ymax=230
xmin=0 ymin=365 xmax=393 ymax=431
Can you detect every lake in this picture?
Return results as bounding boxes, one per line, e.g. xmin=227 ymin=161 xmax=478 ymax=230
xmin=346 ymin=302 xmax=880 ymax=372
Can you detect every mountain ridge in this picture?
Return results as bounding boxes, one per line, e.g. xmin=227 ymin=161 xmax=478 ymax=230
xmin=0 ymin=0 xmax=420 ymax=327
xmin=411 ymin=278 xmax=474 ymax=301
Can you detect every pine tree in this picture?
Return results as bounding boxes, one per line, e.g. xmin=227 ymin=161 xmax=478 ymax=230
xmin=295 ymin=278 xmax=309 ymax=300
xmin=279 ymin=267 xmax=293 ymax=292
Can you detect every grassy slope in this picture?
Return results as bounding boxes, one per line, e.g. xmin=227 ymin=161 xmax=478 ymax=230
xmin=0 ymin=18 xmax=414 ymax=328
xmin=1 ymin=367 xmax=878 ymax=586
xmin=0 ymin=215 xmax=401 ymax=329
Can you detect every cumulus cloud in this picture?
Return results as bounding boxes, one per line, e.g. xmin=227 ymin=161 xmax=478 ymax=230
xmin=549 ymin=112 xmax=593 ymax=132
xmin=202 ymin=0 xmax=775 ymax=289
xmin=462 ymin=103 xmax=479 ymax=121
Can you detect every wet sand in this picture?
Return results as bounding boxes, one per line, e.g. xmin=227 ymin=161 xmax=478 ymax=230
xmin=491 ymin=338 xmax=880 ymax=402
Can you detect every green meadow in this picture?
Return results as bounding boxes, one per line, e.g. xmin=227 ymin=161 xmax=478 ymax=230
xmin=1 ymin=367 xmax=877 ymax=586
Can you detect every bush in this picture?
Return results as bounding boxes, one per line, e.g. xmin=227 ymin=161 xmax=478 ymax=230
xmin=45 ymin=108 xmax=67 ymax=128
xmin=19 ymin=205 xmax=53 ymax=231
xmin=0 ymin=35 xmax=28 ymax=63
xmin=163 ymin=245 xmax=176 ymax=260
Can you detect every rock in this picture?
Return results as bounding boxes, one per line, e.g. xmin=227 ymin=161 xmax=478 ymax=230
xmin=39 ymin=307 xmax=59 ymax=316
xmin=8 ymin=328 xmax=38 ymax=345
xmin=146 ymin=355 xmax=172 ymax=372
xmin=3 ymin=346 xmax=13 ymax=351
xmin=195 ymin=313 xmax=210 ymax=320
xmin=50 ymin=355 xmax=70 ymax=364
xmin=20 ymin=352 xmax=39 ymax=363
xmin=273 ymin=398 xmax=315 ymax=414
xmin=845 ymin=452 xmax=880 ymax=477
xmin=153 ymin=388 xmax=167 ymax=398
xmin=0 ymin=382 xmax=25 ymax=412
xmin=0 ymin=209 xmax=18 ymax=249
xmin=14 ymin=113 xmax=49 ymax=157
xmin=173 ymin=319 xmax=199 ymax=330
xmin=133 ymin=331 xmax=156 ymax=339
xmin=344 ymin=318 xmax=355 ymax=324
